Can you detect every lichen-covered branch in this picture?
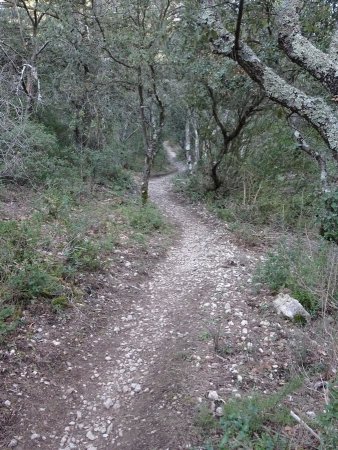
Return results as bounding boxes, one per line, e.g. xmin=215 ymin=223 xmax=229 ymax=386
xmin=200 ymin=6 xmax=338 ymax=163
xmin=288 ymin=115 xmax=330 ymax=193
xmin=329 ymin=24 xmax=338 ymax=62
xmin=277 ymin=0 xmax=338 ymax=96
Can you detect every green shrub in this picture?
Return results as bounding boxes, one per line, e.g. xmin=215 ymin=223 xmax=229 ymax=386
xmin=0 ymin=219 xmax=40 ymax=276
xmin=202 ymin=381 xmax=301 ymax=450
xmin=201 ymin=378 xmax=338 ymax=449
xmin=51 ymin=295 xmax=69 ymax=312
xmin=0 ymin=306 xmax=19 ymax=339
xmin=320 ymin=191 xmax=338 ymax=244
xmin=0 ymin=218 xmax=64 ymax=316
xmin=255 ymin=249 xmax=291 ymax=293
xmin=121 ymin=203 xmax=166 ymax=234
xmin=40 ymin=188 xmax=75 ymax=219
xmin=85 ymin=148 xmax=134 ymax=191
xmin=317 ymin=379 xmax=338 ymax=449
xmin=4 ymin=263 xmax=63 ymax=305
xmin=255 ymin=239 xmax=338 ymax=315
xmin=65 ymin=238 xmax=101 ymax=271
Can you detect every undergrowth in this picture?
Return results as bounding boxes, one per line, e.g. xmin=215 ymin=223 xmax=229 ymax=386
xmin=198 ymin=378 xmax=338 ymax=449
xmin=0 ymin=183 xmax=168 ymax=341
xmin=255 ymin=239 xmax=338 ymax=316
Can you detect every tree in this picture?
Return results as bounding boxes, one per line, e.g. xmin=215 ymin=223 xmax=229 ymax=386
xmin=201 ymin=0 xmax=338 ymax=238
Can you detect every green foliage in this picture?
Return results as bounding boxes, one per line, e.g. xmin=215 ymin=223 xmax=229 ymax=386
xmin=0 ymin=217 xmax=65 ymax=337
xmin=41 ymin=188 xmax=75 ymax=219
xmin=195 ymin=405 xmax=218 ymax=434
xmin=0 ymin=219 xmax=40 ymax=267
xmin=84 ymin=148 xmax=135 ymax=191
xmin=255 ymin=250 xmax=290 ymax=293
xmin=65 ymin=239 xmax=101 ymax=272
xmin=200 ymin=379 xmax=338 ymax=449
xmin=51 ymin=295 xmax=69 ymax=312
xmin=320 ymin=191 xmax=338 ymax=243
xmin=202 ymin=380 xmax=301 ymax=450
xmin=121 ymin=203 xmax=167 ymax=235
xmin=255 ymin=240 xmax=338 ymax=315
xmin=0 ymin=306 xmax=19 ymax=339
xmin=4 ymin=263 xmax=62 ymax=304
xmin=317 ymin=379 xmax=338 ymax=449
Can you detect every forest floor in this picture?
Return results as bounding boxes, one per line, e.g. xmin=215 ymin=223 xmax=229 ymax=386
xmin=0 ymin=148 xmax=334 ymax=450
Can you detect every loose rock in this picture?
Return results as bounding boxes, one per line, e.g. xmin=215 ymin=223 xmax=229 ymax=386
xmin=273 ymin=294 xmax=310 ymax=321
xmin=207 ymin=390 xmax=219 ymax=401
xmin=86 ymin=431 xmax=97 ymax=441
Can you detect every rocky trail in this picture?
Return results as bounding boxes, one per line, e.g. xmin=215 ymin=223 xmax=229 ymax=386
xmin=1 ymin=158 xmax=327 ymax=450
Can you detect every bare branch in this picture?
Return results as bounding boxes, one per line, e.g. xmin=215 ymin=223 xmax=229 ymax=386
xmin=288 ymin=115 xmax=330 ymax=193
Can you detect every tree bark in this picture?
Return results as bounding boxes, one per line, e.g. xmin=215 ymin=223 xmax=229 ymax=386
xmin=193 ymin=117 xmax=200 ymax=168
xmin=139 ymin=65 xmax=165 ymax=204
xmin=141 ymin=144 xmax=155 ymax=205
xmin=200 ymin=5 xmax=338 ymax=163
xmin=277 ymin=0 xmax=338 ymax=96
xmin=185 ymin=115 xmax=193 ymax=174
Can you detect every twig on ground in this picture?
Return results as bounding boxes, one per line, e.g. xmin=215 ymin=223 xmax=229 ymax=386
xmin=290 ymin=410 xmax=322 ymax=443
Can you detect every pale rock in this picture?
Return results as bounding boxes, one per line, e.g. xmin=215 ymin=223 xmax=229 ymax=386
xmin=215 ymin=407 xmax=224 ymax=417
xmin=86 ymin=431 xmax=97 ymax=441
xmin=31 ymin=433 xmax=40 ymax=440
xmin=8 ymin=439 xmax=18 ymax=448
xmin=113 ymin=400 xmax=121 ymax=410
xmin=207 ymin=390 xmax=219 ymax=401
xmin=131 ymin=383 xmax=141 ymax=393
xmin=273 ymin=294 xmax=310 ymax=321
xmin=104 ymin=398 xmax=114 ymax=409
xmin=60 ymin=435 xmax=68 ymax=446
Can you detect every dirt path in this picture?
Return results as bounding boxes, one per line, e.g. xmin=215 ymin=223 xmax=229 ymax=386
xmin=2 ymin=164 xmax=316 ymax=450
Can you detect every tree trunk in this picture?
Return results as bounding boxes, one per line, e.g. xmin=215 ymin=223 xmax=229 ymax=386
xmin=185 ymin=115 xmax=193 ymax=174
xmin=141 ymin=148 xmax=153 ymax=205
xmin=193 ymin=118 xmax=200 ymax=168
xmin=210 ymin=160 xmax=222 ymax=190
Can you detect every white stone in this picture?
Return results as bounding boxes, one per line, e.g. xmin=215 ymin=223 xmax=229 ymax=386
xmin=8 ymin=439 xmax=18 ymax=448
xmin=104 ymin=398 xmax=114 ymax=409
xmin=31 ymin=433 xmax=40 ymax=440
xmin=86 ymin=431 xmax=97 ymax=441
xmin=273 ymin=294 xmax=310 ymax=321
xmin=131 ymin=383 xmax=141 ymax=393
xmin=207 ymin=390 xmax=219 ymax=401
xmin=215 ymin=407 xmax=224 ymax=417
